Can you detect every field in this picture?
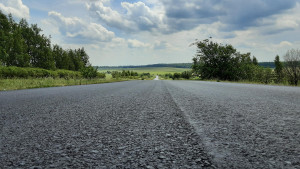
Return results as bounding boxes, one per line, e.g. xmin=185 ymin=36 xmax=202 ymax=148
xmin=99 ymin=67 xmax=191 ymax=75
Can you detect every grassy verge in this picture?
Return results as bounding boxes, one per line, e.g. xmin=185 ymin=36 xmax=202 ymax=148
xmin=168 ymin=77 xmax=299 ymax=87
xmin=0 ymin=78 xmax=130 ymax=91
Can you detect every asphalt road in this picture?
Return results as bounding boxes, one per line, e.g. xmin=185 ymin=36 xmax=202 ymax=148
xmin=0 ymin=80 xmax=299 ymax=169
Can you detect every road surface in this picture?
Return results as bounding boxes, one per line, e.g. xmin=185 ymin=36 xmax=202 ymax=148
xmin=0 ymin=80 xmax=299 ymax=168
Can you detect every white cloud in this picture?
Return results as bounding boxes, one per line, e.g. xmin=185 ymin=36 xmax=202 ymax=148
xmin=87 ymin=1 xmax=167 ymax=32
xmin=87 ymin=1 xmax=134 ymax=31
xmin=153 ymin=40 xmax=170 ymax=50
xmin=121 ymin=1 xmax=166 ymax=31
xmin=128 ymin=39 xmax=150 ymax=48
xmin=278 ymin=41 xmax=293 ymax=47
xmin=0 ymin=0 xmax=29 ymax=19
xmin=48 ymin=11 xmax=114 ymax=44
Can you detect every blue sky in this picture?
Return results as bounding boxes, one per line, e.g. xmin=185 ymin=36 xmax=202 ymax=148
xmin=1 ymin=0 xmax=300 ymax=66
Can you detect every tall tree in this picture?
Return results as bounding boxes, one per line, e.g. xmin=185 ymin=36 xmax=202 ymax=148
xmin=9 ymin=26 xmax=30 ymax=67
xmin=52 ymin=44 xmax=64 ymax=69
xmin=284 ymin=49 xmax=300 ymax=86
xmin=274 ymin=55 xmax=283 ymax=83
xmin=252 ymin=56 xmax=258 ymax=66
xmin=78 ymin=47 xmax=90 ymax=67
xmin=0 ymin=11 xmax=11 ymax=65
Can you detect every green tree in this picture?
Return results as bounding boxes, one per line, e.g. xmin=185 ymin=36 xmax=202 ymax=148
xmin=52 ymin=44 xmax=64 ymax=69
xmin=274 ymin=55 xmax=283 ymax=83
xmin=252 ymin=56 xmax=258 ymax=66
xmin=0 ymin=11 xmax=11 ymax=66
xmin=191 ymin=39 xmax=237 ymax=80
xmin=284 ymin=49 xmax=300 ymax=86
xmin=0 ymin=12 xmax=92 ymax=71
xmin=26 ymin=24 xmax=55 ymax=69
xmin=10 ymin=27 xmax=30 ymax=67
xmin=77 ymin=47 xmax=90 ymax=67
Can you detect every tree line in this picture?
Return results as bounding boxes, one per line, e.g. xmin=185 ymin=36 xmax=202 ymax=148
xmin=110 ymin=70 xmax=152 ymax=80
xmin=191 ymin=39 xmax=300 ymax=86
xmin=0 ymin=11 xmax=90 ymax=71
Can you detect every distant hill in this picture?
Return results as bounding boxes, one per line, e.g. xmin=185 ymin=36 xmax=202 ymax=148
xmin=258 ymin=62 xmax=275 ymax=68
xmin=98 ymin=62 xmax=275 ymax=69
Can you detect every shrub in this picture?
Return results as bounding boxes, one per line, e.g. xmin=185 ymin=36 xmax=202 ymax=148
xmin=97 ymin=72 xmax=106 ymax=78
xmin=80 ymin=66 xmax=98 ymax=79
xmin=181 ymin=71 xmax=192 ymax=79
xmin=173 ymin=73 xmax=181 ymax=80
xmin=0 ymin=66 xmax=82 ymax=79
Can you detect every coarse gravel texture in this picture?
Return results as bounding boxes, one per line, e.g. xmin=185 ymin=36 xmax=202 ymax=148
xmin=165 ymin=80 xmax=300 ymax=169
xmin=0 ymin=80 xmax=299 ymax=169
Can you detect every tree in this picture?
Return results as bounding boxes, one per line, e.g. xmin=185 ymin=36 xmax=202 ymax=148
xmin=52 ymin=44 xmax=64 ymax=69
xmin=191 ymin=39 xmax=237 ymax=80
xmin=0 ymin=11 xmax=11 ymax=66
xmin=252 ymin=56 xmax=258 ymax=66
xmin=0 ymin=12 xmax=92 ymax=71
xmin=77 ymin=47 xmax=90 ymax=67
xmin=283 ymin=49 xmax=300 ymax=86
xmin=274 ymin=55 xmax=283 ymax=83
xmin=9 ymin=27 xmax=30 ymax=67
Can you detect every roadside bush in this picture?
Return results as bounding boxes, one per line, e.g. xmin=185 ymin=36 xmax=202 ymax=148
xmin=97 ymin=72 xmax=106 ymax=78
xmin=111 ymin=70 xmax=140 ymax=79
xmin=0 ymin=66 xmax=82 ymax=79
xmin=163 ymin=73 xmax=173 ymax=79
xmin=140 ymin=72 xmax=151 ymax=80
xmin=181 ymin=71 xmax=192 ymax=79
xmin=173 ymin=73 xmax=181 ymax=80
xmin=57 ymin=69 xmax=82 ymax=79
xmin=111 ymin=71 xmax=121 ymax=78
xmin=80 ymin=66 xmax=98 ymax=79
xmin=140 ymin=73 xmax=150 ymax=78
xmin=0 ymin=66 xmax=28 ymax=78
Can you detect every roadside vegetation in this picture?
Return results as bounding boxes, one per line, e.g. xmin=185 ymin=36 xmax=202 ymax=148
xmin=164 ymin=39 xmax=299 ymax=86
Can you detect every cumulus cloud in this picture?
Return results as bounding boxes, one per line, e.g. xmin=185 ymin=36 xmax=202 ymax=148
xmin=121 ymin=2 xmax=165 ymax=31
xmin=127 ymin=39 xmax=150 ymax=48
xmin=0 ymin=0 xmax=29 ymax=19
xmin=86 ymin=1 xmax=133 ymax=31
xmin=87 ymin=0 xmax=167 ymax=32
xmin=48 ymin=11 xmax=114 ymax=44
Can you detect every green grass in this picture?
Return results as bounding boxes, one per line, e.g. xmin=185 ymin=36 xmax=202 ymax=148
xmin=99 ymin=67 xmax=191 ymax=75
xmin=1 ymin=67 xmax=180 ymax=91
xmin=175 ymin=78 xmax=300 ymax=87
xmin=0 ymin=78 xmax=130 ymax=91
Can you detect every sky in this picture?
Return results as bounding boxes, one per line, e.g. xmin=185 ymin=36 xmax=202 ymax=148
xmin=0 ymin=0 xmax=300 ymax=66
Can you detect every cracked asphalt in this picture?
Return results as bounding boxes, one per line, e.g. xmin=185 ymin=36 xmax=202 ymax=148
xmin=0 ymin=80 xmax=299 ymax=168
